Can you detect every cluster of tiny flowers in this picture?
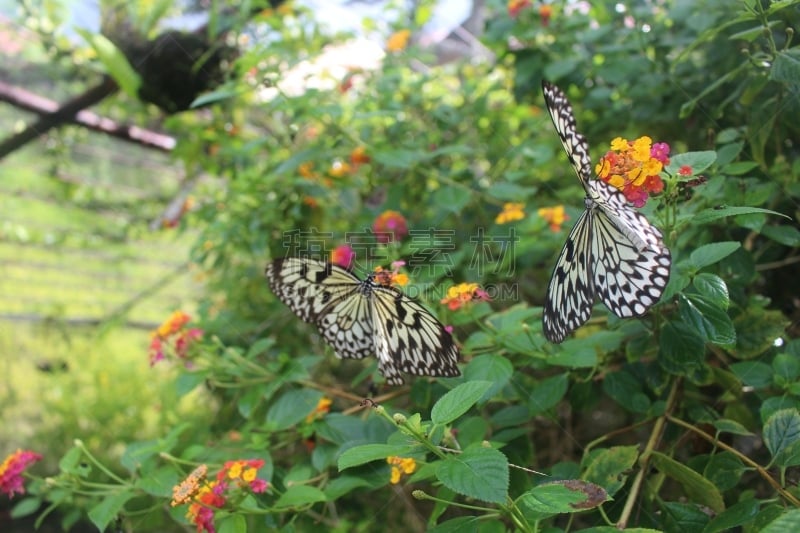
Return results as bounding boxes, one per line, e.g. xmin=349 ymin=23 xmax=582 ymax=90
xmin=495 ymin=202 xmax=525 ymax=224
xmin=507 ymin=0 xmax=531 ymax=18
xmin=331 ymin=244 xmax=356 ymax=269
xmin=373 ymin=210 xmax=409 ymax=244
xmin=171 ymin=460 xmax=269 ymax=533
xmin=298 ymin=147 xmax=371 ymax=186
xmin=373 ymin=261 xmax=409 ymax=288
xmin=0 ymin=449 xmax=42 ymax=497
xmin=441 ymin=283 xmax=491 ymax=311
xmin=595 ymin=136 xmax=670 ymax=207
xmin=387 ymin=456 xmax=417 ymax=484
xmin=149 ymin=311 xmax=203 ymax=366
xmin=537 ymin=205 xmax=569 ymax=232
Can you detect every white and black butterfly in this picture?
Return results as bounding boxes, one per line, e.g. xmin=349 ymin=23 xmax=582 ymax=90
xmin=266 ymin=257 xmax=461 ymax=385
xmin=541 ymin=81 xmax=671 ymax=343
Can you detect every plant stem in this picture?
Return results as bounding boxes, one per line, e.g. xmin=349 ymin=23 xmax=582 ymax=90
xmin=616 ymin=378 xmax=681 ymax=528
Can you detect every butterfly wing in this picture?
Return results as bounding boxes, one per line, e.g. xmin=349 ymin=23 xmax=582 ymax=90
xmin=542 ymin=210 xmax=596 ymax=343
xmin=266 ymin=258 xmax=375 ymax=360
xmin=590 ymin=206 xmax=671 ymax=318
xmin=370 ymin=284 xmax=461 ymax=386
xmin=542 ymin=80 xmax=594 ymax=189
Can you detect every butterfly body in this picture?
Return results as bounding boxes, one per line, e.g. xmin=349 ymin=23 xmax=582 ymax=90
xmin=266 ymin=257 xmax=460 ymax=385
xmin=541 ymin=81 xmax=671 ymax=343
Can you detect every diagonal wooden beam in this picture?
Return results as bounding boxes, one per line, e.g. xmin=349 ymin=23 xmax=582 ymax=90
xmin=0 ymin=77 xmax=175 ymax=158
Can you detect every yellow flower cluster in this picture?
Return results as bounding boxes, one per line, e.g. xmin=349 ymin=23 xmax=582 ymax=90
xmin=495 ymin=202 xmax=525 ymax=224
xmin=387 ymin=456 xmax=417 ymax=484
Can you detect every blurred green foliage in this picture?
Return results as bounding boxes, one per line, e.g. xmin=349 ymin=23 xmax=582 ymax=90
xmin=4 ymin=0 xmax=800 ymax=532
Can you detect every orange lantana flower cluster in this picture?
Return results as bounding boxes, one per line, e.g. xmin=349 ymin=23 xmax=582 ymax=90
xmin=537 ymin=205 xmax=569 ymax=232
xmin=171 ymin=460 xmax=269 ymax=533
xmin=441 ymin=283 xmax=491 ymax=311
xmin=495 ymin=202 xmax=525 ymax=224
xmin=149 ymin=311 xmax=203 ymax=366
xmin=372 ymin=261 xmax=409 ymax=288
xmin=595 ymin=136 xmax=670 ymax=207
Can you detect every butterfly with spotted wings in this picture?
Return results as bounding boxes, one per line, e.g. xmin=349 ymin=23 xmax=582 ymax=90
xmin=541 ymin=81 xmax=671 ymax=343
xmin=266 ymin=257 xmax=460 ymax=385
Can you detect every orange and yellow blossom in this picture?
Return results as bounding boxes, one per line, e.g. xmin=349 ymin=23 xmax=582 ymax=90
xmin=386 ymin=29 xmax=411 ymax=52
xmin=595 ymin=136 xmax=670 ymax=208
xmin=387 ymin=456 xmax=417 ymax=484
xmin=537 ymin=205 xmax=569 ymax=232
xmin=441 ymin=283 xmax=491 ymax=311
xmin=306 ymin=397 xmax=333 ymax=423
xmin=495 ymin=202 xmax=525 ymax=224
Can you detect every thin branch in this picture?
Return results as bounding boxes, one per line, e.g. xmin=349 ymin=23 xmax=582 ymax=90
xmin=617 ymin=378 xmax=681 ymax=529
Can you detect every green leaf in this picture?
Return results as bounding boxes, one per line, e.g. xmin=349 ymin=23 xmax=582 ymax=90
xmin=10 ymin=497 xmax=41 ymax=519
xmin=88 ymin=491 xmax=136 ymax=533
xmin=427 ymin=516 xmax=487 ymax=532
xmin=762 ymin=398 xmax=800 ymax=425
xmin=688 ymin=242 xmax=741 ymax=270
xmin=582 ymin=445 xmax=639 ymax=497
xmin=528 ymin=373 xmax=568 ymax=415
xmin=217 ymin=514 xmax=248 ymax=533
xmin=191 ymin=84 xmax=247 ymax=108
xmin=773 ymin=353 xmax=800 ymax=382
xmin=431 ymin=381 xmax=493 ymax=425
xmin=763 ymin=409 xmax=800 ymax=466
xmin=603 ymin=371 xmax=650 ymax=414
xmin=134 ymin=467 xmax=177 ymax=497
xmin=661 ymin=501 xmax=711 ymax=532
xmin=730 ymin=361 xmax=772 ymax=389
xmin=59 ymin=446 xmax=85 ymax=475
xmin=761 ymin=225 xmax=800 ymax=246
xmin=760 ymin=508 xmax=800 ymax=532
xmin=692 ymin=206 xmax=789 ymax=225
xmin=712 ymin=419 xmax=753 ymax=436
xmin=463 ymin=355 xmax=513 ymax=400
xmin=323 ymin=475 xmax=375 ymax=499
xmin=692 ymin=273 xmax=729 ymax=309
xmin=432 ymin=186 xmax=471 ymax=214
xmin=373 ymin=149 xmax=423 ymax=169
xmin=488 ymin=182 xmax=537 ymax=201
xmin=659 ymin=321 xmax=706 ymax=375
xmin=770 ymin=49 xmax=800 ymax=83
xmin=75 ymin=29 xmax=140 ymax=98
xmin=338 ymin=444 xmax=414 ymax=471
xmin=666 ymin=151 xmax=716 ymax=176
xmin=650 ymin=452 xmax=725 ymax=512
xmin=265 ymin=388 xmax=323 ymax=431
xmin=436 ymin=447 xmax=509 ymax=504
xmin=733 ymin=307 xmax=787 ymax=359
xmin=517 ymin=480 xmax=608 ymax=521
xmin=702 ymin=499 xmax=759 ymax=533
xmin=721 ymin=161 xmax=759 ymax=175
xmin=703 ymin=452 xmax=746 ymax=491
xmin=274 ymin=485 xmax=327 ymax=508
xmin=679 ymin=294 xmax=736 ymax=345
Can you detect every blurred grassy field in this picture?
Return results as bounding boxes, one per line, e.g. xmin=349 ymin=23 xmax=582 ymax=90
xmin=0 ymin=119 xmax=207 ymax=466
